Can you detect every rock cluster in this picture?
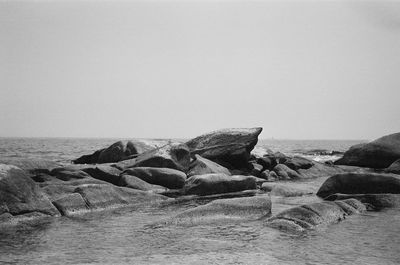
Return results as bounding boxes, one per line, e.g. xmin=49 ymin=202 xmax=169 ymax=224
xmin=2 ymin=128 xmax=400 ymax=234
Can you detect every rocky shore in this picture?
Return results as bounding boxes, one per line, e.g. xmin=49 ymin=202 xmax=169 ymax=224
xmin=1 ymin=128 xmax=400 ymax=233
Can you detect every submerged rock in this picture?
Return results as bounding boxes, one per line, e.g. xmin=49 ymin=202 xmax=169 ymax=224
xmin=186 ymin=127 xmax=262 ymax=169
xmin=157 ymin=195 xmax=271 ymax=226
xmin=183 ymin=173 xmax=257 ymax=196
xmin=266 ymin=199 xmax=366 ymax=232
xmin=316 ymin=173 xmax=400 ymax=199
xmin=122 ymin=167 xmax=186 ymax=189
xmin=187 ymin=154 xmax=231 ymax=177
xmin=0 ymin=164 xmax=60 ymax=226
xmin=335 ymin=132 xmax=400 ymax=168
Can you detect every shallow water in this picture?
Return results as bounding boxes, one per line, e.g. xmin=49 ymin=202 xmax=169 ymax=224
xmin=1 ymin=137 xmax=398 ymax=265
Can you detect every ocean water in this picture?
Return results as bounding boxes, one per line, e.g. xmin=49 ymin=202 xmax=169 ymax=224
xmin=0 ymin=138 xmax=399 ymax=265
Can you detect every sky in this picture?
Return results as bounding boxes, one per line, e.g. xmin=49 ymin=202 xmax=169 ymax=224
xmin=1 ymin=0 xmax=400 ymax=140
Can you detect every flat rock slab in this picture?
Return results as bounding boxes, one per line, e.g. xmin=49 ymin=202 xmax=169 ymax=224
xmin=155 ymin=195 xmax=271 ymax=226
xmin=0 ymin=158 xmax=62 ymax=174
xmin=325 ymin=193 xmax=400 ymax=209
xmin=122 ymin=167 xmax=187 ymax=189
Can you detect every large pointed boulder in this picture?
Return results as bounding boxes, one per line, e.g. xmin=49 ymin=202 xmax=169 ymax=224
xmin=334 ymin=132 xmax=400 ymax=168
xmin=186 ymin=127 xmax=262 ymax=169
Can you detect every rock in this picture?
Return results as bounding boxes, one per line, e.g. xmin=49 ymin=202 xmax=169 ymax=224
xmin=183 ymin=173 xmax=257 ymax=196
xmin=187 ymin=154 xmax=231 ymax=177
xmin=385 ymin=159 xmax=400 ymax=174
xmin=272 ymin=152 xmax=288 ymax=164
xmin=118 ymin=174 xmax=169 ymax=193
xmin=335 ymin=132 xmax=400 ymax=168
xmin=156 ymin=196 xmax=271 ymax=226
xmin=316 ymin=173 xmax=400 ymax=199
xmin=261 ymin=183 xmax=314 ymax=197
xmin=249 ymin=162 xmax=263 ymax=177
xmin=52 ymin=170 xmax=91 ymax=181
xmin=297 ymin=161 xmax=345 ymax=179
xmin=284 ymin=156 xmax=314 ymax=170
xmin=122 ymin=167 xmax=187 ymax=189
xmin=52 ymin=184 xmax=166 ymax=216
xmin=116 ymin=143 xmax=191 ymax=172
xmin=186 ymin=127 xmax=262 ymax=169
xmin=0 ymin=158 xmax=61 ymax=174
xmin=73 ymin=140 xmax=171 ymax=165
xmin=266 ymin=199 xmax=366 ymax=232
xmin=0 ymin=164 xmax=60 ymax=225
xmin=324 ymin=193 xmax=400 ymax=209
xmin=256 ymin=156 xmax=277 ymax=171
xmin=82 ymin=165 xmax=122 ymax=186
xmin=273 ymin=164 xmax=302 ymax=180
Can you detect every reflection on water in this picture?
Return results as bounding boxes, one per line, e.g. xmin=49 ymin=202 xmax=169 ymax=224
xmin=1 ymin=203 xmax=399 ymax=265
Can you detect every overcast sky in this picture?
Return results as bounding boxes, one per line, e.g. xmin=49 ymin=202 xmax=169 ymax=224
xmin=1 ymin=0 xmax=399 ymax=140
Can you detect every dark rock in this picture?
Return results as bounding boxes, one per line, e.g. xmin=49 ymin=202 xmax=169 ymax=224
xmin=273 ymin=164 xmax=302 ymax=180
xmin=53 ymin=170 xmax=91 ymax=181
xmin=118 ymin=174 xmax=168 ymax=193
xmin=183 ymin=173 xmax=257 ymax=196
xmin=273 ymin=152 xmax=288 ymax=164
xmin=335 ymin=132 xmax=400 ymax=168
xmin=82 ymin=165 xmax=122 ymax=185
xmin=72 ymin=149 xmax=104 ymax=164
xmin=256 ymin=156 xmax=277 ymax=171
xmin=316 ymin=173 xmax=400 ymax=199
xmin=116 ymin=143 xmax=191 ymax=172
xmin=155 ymin=196 xmax=271 ymax=226
xmin=0 ymin=164 xmax=60 ymax=224
xmin=0 ymin=158 xmax=61 ymax=174
xmin=284 ymin=156 xmax=314 ymax=170
xmin=187 ymin=155 xmax=231 ymax=177
xmin=122 ymin=167 xmax=187 ymax=189
xmin=385 ymin=159 xmax=400 ymax=174
xmin=186 ymin=127 xmax=262 ymax=169
xmin=266 ymin=199 xmax=366 ymax=232
xmin=324 ymin=193 xmax=400 ymax=209
xmin=249 ymin=162 xmax=263 ymax=177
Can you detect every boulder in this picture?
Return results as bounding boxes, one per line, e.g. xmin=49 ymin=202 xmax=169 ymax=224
xmin=82 ymin=165 xmax=122 ymax=186
xmin=316 ymin=173 xmax=400 ymax=199
xmin=186 ymin=127 xmax=262 ymax=169
xmin=116 ymin=143 xmax=191 ymax=172
xmin=0 ymin=164 xmax=60 ymax=225
xmin=334 ymin=132 xmax=400 ymax=168
xmin=156 ymin=196 xmax=271 ymax=226
xmin=256 ymin=156 xmax=277 ymax=171
xmin=52 ymin=170 xmax=91 ymax=181
xmin=187 ymin=155 xmax=231 ymax=177
xmin=273 ymin=164 xmax=302 ymax=180
xmin=0 ymin=158 xmax=61 ymax=174
xmin=324 ymin=193 xmax=400 ymax=209
xmin=266 ymin=199 xmax=366 ymax=232
xmin=183 ymin=173 xmax=257 ymax=196
xmin=385 ymin=159 xmax=400 ymax=174
xmin=284 ymin=156 xmax=314 ymax=170
xmin=122 ymin=167 xmax=187 ymax=189
xmin=118 ymin=174 xmax=168 ymax=193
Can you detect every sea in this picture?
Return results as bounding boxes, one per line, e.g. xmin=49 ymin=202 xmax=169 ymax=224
xmin=0 ymin=138 xmax=399 ymax=265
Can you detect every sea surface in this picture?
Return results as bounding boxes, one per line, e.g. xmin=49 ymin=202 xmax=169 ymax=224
xmin=0 ymin=138 xmax=399 ymax=265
